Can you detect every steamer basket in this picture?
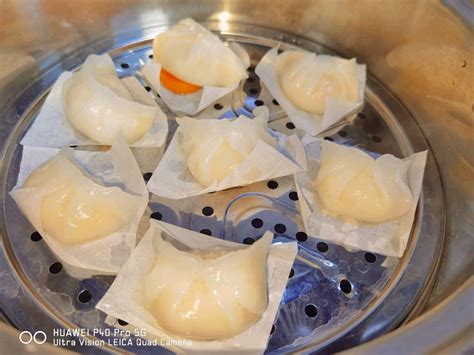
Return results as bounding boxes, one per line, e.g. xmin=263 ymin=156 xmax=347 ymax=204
xmin=0 ymin=1 xmax=472 ymax=353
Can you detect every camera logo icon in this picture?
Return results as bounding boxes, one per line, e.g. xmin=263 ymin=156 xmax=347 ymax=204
xmin=19 ymin=331 xmax=47 ymax=345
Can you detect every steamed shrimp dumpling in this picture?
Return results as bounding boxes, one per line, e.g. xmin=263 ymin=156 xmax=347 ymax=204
xmin=315 ymin=141 xmax=413 ymax=222
xmin=153 ymin=18 xmax=248 ymax=88
xmin=178 ymin=108 xmax=276 ymax=186
xmin=277 ymin=51 xmax=359 ymax=114
xmin=63 ymin=54 xmax=156 ymax=144
xmin=22 ymin=154 xmax=142 ymax=244
xmin=144 ymin=232 xmax=272 ymax=340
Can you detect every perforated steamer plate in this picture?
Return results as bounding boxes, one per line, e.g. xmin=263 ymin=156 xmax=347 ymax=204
xmin=0 ymin=23 xmax=445 ymax=353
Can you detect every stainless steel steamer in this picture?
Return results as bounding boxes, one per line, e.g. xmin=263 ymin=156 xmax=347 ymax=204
xmin=0 ymin=1 xmax=472 ymax=353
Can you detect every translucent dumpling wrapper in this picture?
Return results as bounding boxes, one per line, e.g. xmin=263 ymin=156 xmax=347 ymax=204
xmin=21 ymin=54 xmax=168 ymax=148
xmin=141 ymin=18 xmax=250 ymax=115
xmin=294 ymin=136 xmax=427 ymax=257
xmin=63 ymin=54 xmax=156 ymax=144
xmin=9 ymin=139 xmax=149 ymax=277
xmin=178 ymin=109 xmax=276 ymax=187
xmin=22 ymin=154 xmax=141 ymax=244
xmin=96 ymin=221 xmax=298 ymax=353
xmin=147 ymin=107 xmax=307 ymax=199
xmin=144 ymin=230 xmax=272 ymax=340
xmin=153 ymin=18 xmax=247 ymax=88
xmin=256 ymin=47 xmax=366 ymax=136
xmin=316 ymin=140 xmax=413 ymax=222
xmin=277 ymin=51 xmax=358 ymax=115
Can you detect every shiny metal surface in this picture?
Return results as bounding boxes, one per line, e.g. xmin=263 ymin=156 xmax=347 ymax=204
xmin=0 ymin=33 xmax=443 ymax=353
xmin=0 ymin=0 xmax=471 ymax=353
xmin=345 ymin=276 xmax=474 ymax=355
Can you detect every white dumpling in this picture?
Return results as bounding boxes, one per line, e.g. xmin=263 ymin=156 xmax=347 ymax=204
xmin=153 ymin=18 xmax=248 ymax=88
xmin=177 ymin=108 xmax=276 ymax=187
xmin=277 ymin=51 xmax=359 ymax=114
xmin=17 ymin=153 xmax=142 ymax=244
xmin=63 ymin=54 xmax=156 ymax=144
xmin=144 ymin=232 xmax=272 ymax=340
xmin=315 ymin=140 xmax=413 ymax=222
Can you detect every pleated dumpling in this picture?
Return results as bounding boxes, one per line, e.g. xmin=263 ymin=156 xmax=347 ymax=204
xmin=177 ymin=108 xmax=276 ymax=186
xmin=144 ymin=232 xmax=272 ymax=340
xmin=277 ymin=51 xmax=359 ymax=115
xmin=63 ymin=54 xmax=156 ymax=144
xmin=19 ymin=153 xmax=142 ymax=244
xmin=153 ymin=18 xmax=248 ymax=88
xmin=315 ymin=140 xmax=413 ymax=222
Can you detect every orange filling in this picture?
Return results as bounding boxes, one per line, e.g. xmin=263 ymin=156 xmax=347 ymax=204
xmin=160 ymin=68 xmax=201 ymax=95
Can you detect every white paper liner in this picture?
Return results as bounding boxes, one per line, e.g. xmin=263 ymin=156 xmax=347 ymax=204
xmin=21 ymin=71 xmax=169 ymax=148
xmin=294 ymin=136 xmax=427 ymax=257
xmin=96 ymin=221 xmax=298 ymax=354
xmin=147 ymin=109 xmax=308 ymax=199
xmin=141 ymin=43 xmax=249 ymax=116
xmin=73 ymin=145 xmax=166 ymax=176
xmin=255 ymin=47 xmax=367 ymax=136
xmin=227 ymin=42 xmax=251 ymax=69
xmin=130 ymin=147 xmax=166 ymax=174
xmin=9 ymin=139 xmax=149 ymax=278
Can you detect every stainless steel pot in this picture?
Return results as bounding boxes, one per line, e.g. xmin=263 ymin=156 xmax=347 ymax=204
xmin=0 ymin=0 xmax=472 ymax=353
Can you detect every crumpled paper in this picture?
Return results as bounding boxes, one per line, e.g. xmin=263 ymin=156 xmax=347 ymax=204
xmin=294 ymin=136 xmax=427 ymax=257
xmin=255 ymin=47 xmax=366 ymax=136
xmin=21 ymin=69 xmax=169 ymax=148
xmin=9 ymin=139 xmax=149 ymax=278
xmin=96 ymin=220 xmax=298 ymax=354
xmin=141 ymin=43 xmax=250 ymax=116
xmin=147 ymin=107 xmax=307 ymax=199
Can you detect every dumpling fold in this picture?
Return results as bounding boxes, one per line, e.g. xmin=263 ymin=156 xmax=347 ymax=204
xmin=255 ymin=47 xmax=366 ymax=136
xmin=277 ymin=51 xmax=359 ymax=115
xmin=14 ymin=152 xmax=143 ymax=245
xmin=315 ymin=140 xmax=413 ymax=222
xmin=177 ymin=109 xmax=276 ymax=187
xmin=153 ymin=18 xmax=248 ymax=88
xmin=144 ymin=231 xmax=272 ymax=340
xmin=63 ymin=54 xmax=156 ymax=144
